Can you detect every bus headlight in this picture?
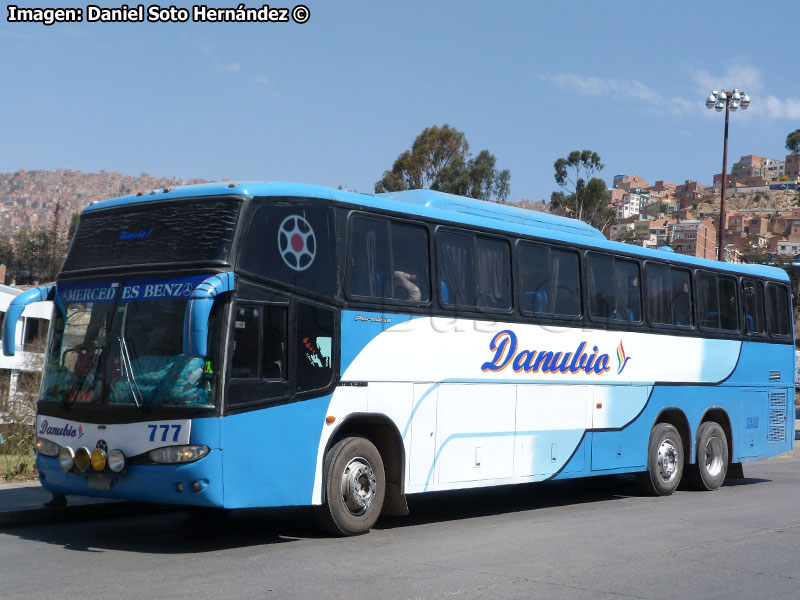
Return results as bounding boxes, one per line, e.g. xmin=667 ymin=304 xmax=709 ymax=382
xmin=34 ymin=437 xmax=60 ymax=457
xmin=58 ymin=446 xmax=75 ymax=471
xmin=148 ymin=445 xmax=209 ymax=464
xmin=74 ymin=447 xmax=91 ymax=472
xmin=91 ymin=448 xmax=107 ymax=472
xmin=108 ymin=449 xmax=125 ymax=473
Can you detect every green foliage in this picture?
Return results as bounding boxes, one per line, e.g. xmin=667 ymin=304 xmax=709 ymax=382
xmin=550 ymin=176 xmax=616 ymax=233
xmin=786 ymin=129 xmax=800 ymax=155
xmin=552 ymin=150 xmax=605 ymax=224
xmin=375 ymin=124 xmax=511 ymax=202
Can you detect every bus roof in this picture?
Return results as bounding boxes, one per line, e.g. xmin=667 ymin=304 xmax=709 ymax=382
xmin=84 ymin=181 xmax=789 ymax=282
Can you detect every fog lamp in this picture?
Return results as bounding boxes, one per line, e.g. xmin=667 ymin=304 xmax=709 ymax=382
xmin=74 ymin=447 xmax=91 ymax=472
xmin=58 ymin=446 xmax=75 ymax=472
xmin=90 ymin=448 xmax=107 ymax=472
xmin=108 ymin=449 xmax=125 ymax=473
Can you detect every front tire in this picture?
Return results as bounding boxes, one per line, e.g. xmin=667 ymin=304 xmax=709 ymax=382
xmin=637 ymin=423 xmax=684 ymax=496
xmin=316 ymin=436 xmax=385 ymax=536
xmin=687 ymin=421 xmax=728 ymax=491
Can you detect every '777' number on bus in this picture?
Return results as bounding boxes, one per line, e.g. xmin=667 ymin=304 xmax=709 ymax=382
xmin=148 ymin=424 xmax=182 ymax=443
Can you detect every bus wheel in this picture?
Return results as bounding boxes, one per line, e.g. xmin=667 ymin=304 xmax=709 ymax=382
xmin=687 ymin=422 xmax=728 ymax=491
xmin=637 ymin=423 xmax=684 ymax=496
xmin=317 ymin=436 xmax=385 ymax=536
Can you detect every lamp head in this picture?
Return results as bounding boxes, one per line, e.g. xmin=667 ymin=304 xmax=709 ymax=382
xmin=740 ymin=93 xmax=750 ymax=109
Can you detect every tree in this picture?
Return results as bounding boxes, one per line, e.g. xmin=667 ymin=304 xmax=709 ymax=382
xmin=375 ymin=125 xmax=511 ymax=202
xmin=550 ymin=176 xmax=616 ymax=233
xmin=786 ymin=129 xmax=800 ymax=155
xmin=553 ymin=150 xmax=604 ymax=221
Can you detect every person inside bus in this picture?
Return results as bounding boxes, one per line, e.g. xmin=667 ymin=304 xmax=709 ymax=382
xmin=393 ymin=270 xmax=421 ymax=301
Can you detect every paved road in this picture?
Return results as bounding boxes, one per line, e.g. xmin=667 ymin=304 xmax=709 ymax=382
xmin=2 ymin=454 xmax=799 ymax=600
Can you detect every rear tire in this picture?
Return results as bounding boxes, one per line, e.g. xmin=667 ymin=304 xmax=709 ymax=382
xmin=315 ymin=436 xmax=385 ymax=536
xmin=637 ymin=423 xmax=684 ymax=496
xmin=687 ymin=421 xmax=728 ymax=491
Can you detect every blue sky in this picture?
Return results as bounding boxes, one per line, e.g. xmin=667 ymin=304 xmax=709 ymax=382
xmin=2 ymin=1 xmax=799 ymax=203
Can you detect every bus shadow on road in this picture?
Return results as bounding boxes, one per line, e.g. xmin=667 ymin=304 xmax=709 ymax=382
xmin=375 ymin=473 xmax=772 ymax=530
xmin=6 ymin=474 xmax=770 ymax=552
xmin=7 ymin=505 xmax=327 ymax=553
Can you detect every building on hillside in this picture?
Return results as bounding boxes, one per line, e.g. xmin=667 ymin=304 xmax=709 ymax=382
xmin=0 ymin=285 xmax=51 ymax=423
xmin=722 ymin=245 xmax=741 ymax=263
xmin=613 ymin=175 xmax=649 ymax=191
xmin=609 ymin=221 xmax=635 ymax=241
xmin=653 ymin=181 xmax=677 ymax=193
xmin=786 ymin=154 xmax=800 ymax=180
xmin=650 ymin=218 xmax=678 ymax=247
xmin=608 ymin=188 xmax=626 ymax=206
xmin=614 ymin=193 xmax=640 ymax=219
xmin=763 ymin=158 xmax=785 ymax=182
xmin=777 ymin=239 xmax=800 ymax=257
xmin=676 ymin=180 xmax=705 ymax=209
xmin=732 ymin=155 xmax=764 ymax=183
xmin=673 ymin=219 xmax=716 ymax=260
xmin=713 ymin=173 xmax=738 ymax=191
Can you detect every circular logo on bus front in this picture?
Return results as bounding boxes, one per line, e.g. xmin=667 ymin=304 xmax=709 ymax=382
xmin=278 ymin=215 xmax=316 ymax=271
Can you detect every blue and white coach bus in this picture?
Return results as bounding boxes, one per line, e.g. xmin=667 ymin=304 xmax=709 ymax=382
xmin=3 ymin=182 xmax=795 ymax=535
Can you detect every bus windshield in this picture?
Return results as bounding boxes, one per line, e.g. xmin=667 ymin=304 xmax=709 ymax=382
xmin=40 ymin=277 xmax=221 ymax=408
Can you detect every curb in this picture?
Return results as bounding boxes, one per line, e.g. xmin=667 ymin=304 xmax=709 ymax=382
xmin=0 ymin=500 xmax=175 ymax=529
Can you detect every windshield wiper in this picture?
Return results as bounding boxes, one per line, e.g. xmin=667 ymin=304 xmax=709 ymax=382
xmin=117 ymin=336 xmax=144 ymax=411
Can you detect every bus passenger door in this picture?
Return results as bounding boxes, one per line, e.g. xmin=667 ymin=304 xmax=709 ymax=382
xmin=435 ymin=384 xmax=516 ymax=485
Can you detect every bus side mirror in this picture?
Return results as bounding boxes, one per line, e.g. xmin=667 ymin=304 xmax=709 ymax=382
xmin=2 ymin=285 xmax=55 ymax=356
xmin=183 ymin=272 xmax=235 ymax=358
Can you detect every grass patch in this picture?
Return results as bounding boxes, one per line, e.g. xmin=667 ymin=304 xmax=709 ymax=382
xmin=0 ymin=453 xmax=38 ymax=482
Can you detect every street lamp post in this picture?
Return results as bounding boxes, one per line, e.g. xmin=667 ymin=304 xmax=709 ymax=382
xmin=706 ymin=89 xmax=750 ymax=262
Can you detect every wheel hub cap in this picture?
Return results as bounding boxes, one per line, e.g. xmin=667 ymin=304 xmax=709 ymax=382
xmin=704 ymin=436 xmax=724 ymax=477
xmin=341 ymin=458 xmax=377 ymax=515
xmin=657 ymin=439 xmax=679 ymax=482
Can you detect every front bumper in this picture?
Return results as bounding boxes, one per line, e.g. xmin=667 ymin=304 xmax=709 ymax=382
xmin=36 ymin=449 xmax=224 ymax=507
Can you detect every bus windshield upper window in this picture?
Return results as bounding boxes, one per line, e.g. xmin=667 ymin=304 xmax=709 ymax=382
xmin=63 ymin=198 xmax=241 ymax=273
xmin=239 ymin=201 xmax=336 ymax=298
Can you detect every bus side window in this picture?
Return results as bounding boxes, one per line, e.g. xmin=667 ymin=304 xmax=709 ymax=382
xmin=476 ymin=237 xmax=511 ymax=310
xmin=347 ymin=217 xmax=391 ymax=299
xmin=671 ymin=268 xmax=692 ymax=327
xmin=587 ymin=253 xmax=641 ymax=323
xmin=696 ymin=272 xmax=720 ymax=329
xmin=718 ymin=276 xmax=739 ymax=331
xmin=742 ymin=279 xmax=765 ymax=334
xmin=518 ymin=244 xmax=580 ymax=317
xmin=437 ymin=231 xmax=476 ymax=308
xmin=766 ymin=283 xmax=791 ymax=338
xmin=296 ymin=301 xmax=334 ymax=393
xmin=231 ymin=304 xmax=287 ymax=380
